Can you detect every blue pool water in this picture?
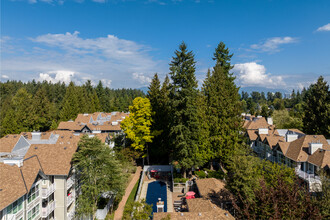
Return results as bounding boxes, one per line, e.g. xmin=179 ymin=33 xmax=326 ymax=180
xmin=146 ymin=181 xmax=167 ymax=213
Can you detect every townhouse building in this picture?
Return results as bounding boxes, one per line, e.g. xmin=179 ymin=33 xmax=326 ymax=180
xmin=0 ymin=130 xmax=110 ymax=220
xmin=243 ymin=115 xmax=330 ymax=192
xmin=57 ymin=112 xmax=128 ymax=134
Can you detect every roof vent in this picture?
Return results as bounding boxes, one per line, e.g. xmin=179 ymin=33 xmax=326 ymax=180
xmin=225 ymin=213 xmax=229 ymax=216
xmin=198 ymin=213 xmax=202 ymax=216
xmin=35 ymin=147 xmax=38 ymax=149
xmin=64 ymin=147 xmax=67 ymax=150
xmin=180 ymin=213 xmax=184 ymax=216
xmin=313 ymin=135 xmax=317 ymax=138
xmin=14 ymin=135 xmax=17 ymax=138
xmin=5 ymin=135 xmax=8 ymax=138
xmin=61 ymin=136 xmax=64 ymax=138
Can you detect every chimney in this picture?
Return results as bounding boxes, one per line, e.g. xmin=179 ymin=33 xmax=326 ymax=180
xmin=156 ymin=198 xmax=164 ymax=212
xmin=286 ymin=133 xmax=298 ymax=142
xmin=258 ymin=128 xmax=268 ymax=135
xmin=31 ymin=131 xmax=42 ymax=140
xmin=309 ymin=142 xmax=323 ymax=154
xmin=267 ymin=117 xmax=273 ymax=125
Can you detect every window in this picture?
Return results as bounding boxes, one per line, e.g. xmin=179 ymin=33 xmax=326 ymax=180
xmin=6 ymin=197 xmax=23 ymax=214
xmin=27 ymin=204 xmax=39 ymax=220
xmin=28 ymin=184 xmax=39 ymax=203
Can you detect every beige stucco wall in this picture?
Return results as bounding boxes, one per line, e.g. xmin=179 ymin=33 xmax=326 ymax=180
xmin=54 ymin=176 xmax=67 ymax=220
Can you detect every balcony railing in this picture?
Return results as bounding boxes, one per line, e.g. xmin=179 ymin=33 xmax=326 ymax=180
xmin=67 ymin=175 xmax=75 ymax=190
xmin=67 ymin=206 xmax=75 ymax=220
xmin=67 ymin=192 xmax=75 ymax=207
xmin=41 ymin=183 xmax=56 ymax=199
xmin=41 ymin=201 xmax=56 ymax=218
xmin=295 ymin=169 xmax=321 ymax=181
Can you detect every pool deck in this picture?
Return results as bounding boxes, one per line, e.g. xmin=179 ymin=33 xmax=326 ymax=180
xmin=140 ymin=179 xmax=173 ymax=213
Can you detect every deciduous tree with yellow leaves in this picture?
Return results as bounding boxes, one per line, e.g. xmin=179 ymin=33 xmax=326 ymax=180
xmin=121 ymin=97 xmax=158 ymax=163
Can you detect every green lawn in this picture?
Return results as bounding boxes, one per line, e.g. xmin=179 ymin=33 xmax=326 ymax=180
xmin=125 ymin=177 xmax=140 ymax=205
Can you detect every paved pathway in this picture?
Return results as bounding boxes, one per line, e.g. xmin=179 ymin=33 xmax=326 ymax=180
xmin=113 ymin=166 xmax=142 ymax=220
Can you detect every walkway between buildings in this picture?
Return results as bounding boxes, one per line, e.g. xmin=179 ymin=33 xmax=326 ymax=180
xmin=113 ymin=166 xmax=142 ymax=220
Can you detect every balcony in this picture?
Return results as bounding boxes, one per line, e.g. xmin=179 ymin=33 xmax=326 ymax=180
xmin=67 ymin=192 xmax=75 ymax=207
xmin=295 ymin=169 xmax=322 ymax=192
xmin=67 ymin=206 xmax=75 ymax=220
xmin=41 ymin=183 xmax=56 ymax=199
xmin=41 ymin=201 xmax=56 ymax=218
xmin=67 ymin=175 xmax=75 ymax=190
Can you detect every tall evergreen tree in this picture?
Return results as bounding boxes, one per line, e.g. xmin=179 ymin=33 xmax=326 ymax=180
xmin=147 ymin=74 xmax=164 ymax=162
xmin=60 ymin=82 xmax=80 ymax=121
xmin=168 ymin=42 xmax=203 ymax=177
xmin=202 ymin=42 xmax=242 ymax=166
xmin=303 ymin=76 xmax=330 ymax=138
xmin=96 ymin=81 xmax=107 ymax=111
xmin=31 ymin=87 xmax=55 ymax=131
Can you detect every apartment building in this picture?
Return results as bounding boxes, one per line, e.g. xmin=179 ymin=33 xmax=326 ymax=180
xmin=0 ymin=130 xmax=108 ymax=220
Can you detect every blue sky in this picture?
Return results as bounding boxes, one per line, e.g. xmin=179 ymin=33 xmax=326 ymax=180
xmin=1 ymin=0 xmax=330 ymax=90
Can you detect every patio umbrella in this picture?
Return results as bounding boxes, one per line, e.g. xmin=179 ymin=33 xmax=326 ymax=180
xmin=186 ymin=191 xmax=196 ymax=196
xmin=151 ymin=170 xmax=157 ymax=172
xmin=186 ymin=195 xmax=195 ymax=199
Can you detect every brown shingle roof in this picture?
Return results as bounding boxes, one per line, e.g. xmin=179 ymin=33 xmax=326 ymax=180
xmin=264 ymin=135 xmax=285 ymax=150
xmin=308 ymin=150 xmax=330 ymax=168
xmin=58 ymin=112 xmax=129 ymax=132
xmin=285 ymin=135 xmax=330 ymax=162
xmin=195 ymin=178 xmax=226 ymax=199
xmin=20 ymin=132 xmax=52 ymax=140
xmin=244 ymin=117 xmax=269 ymax=130
xmin=0 ymin=134 xmax=20 ymax=153
xmin=0 ymin=156 xmax=44 ymax=211
xmin=0 ymin=163 xmax=26 ymax=210
xmin=277 ymin=142 xmax=290 ymax=154
xmin=247 ymin=130 xmax=258 ymax=141
xmin=187 ymin=198 xmax=220 ymax=212
xmin=24 ymin=130 xmax=80 ymax=176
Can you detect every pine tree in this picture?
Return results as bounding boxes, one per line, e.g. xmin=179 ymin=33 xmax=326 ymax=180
xmin=202 ymin=42 xmax=242 ymax=165
xmin=147 ymin=74 xmax=163 ymax=161
xmin=32 ymin=87 xmax=54 ymax=131
xmin=168 ymin=42 xmax=203 ymax=177
xmin=60 ymin=82 xmax=80 ymax=121
xmin=303 ymin=76 xmax=330 ymax=138
xmin=96 ymin=81 xmax=107 ymax=111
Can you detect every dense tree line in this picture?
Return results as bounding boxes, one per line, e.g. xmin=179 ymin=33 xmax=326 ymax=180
xmin=0 ymin=80 xmax=144 ymax=137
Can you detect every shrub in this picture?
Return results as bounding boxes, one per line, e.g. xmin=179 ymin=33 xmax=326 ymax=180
xmin=208 ymin=170 xmax=224 ymax=179
xmin=195 ymin=170 xmax=206 ymax=179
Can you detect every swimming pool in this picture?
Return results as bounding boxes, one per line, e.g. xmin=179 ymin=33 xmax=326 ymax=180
xmin=146 ymin=181 xmax=167 ymax=213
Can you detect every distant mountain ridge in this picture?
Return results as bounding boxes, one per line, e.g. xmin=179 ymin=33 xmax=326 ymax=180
xmin=239 ymin=86 xmax=290 ymax=95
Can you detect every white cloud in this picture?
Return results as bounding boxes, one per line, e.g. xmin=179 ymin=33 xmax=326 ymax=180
xmin=250 ymin=37 xmax=298 ymax=53
xmin=233 ymin=62 xmax=285 ymax=88
xmin=316 ymin=23 xmax=330 ymax=32
xmin=38 ymin=70 xmax=75 ymax=84
xmin=1 ymin=75 xmax=9 ymax=79
xmin=101 ymin=79 xmax=112 ymax=87
xmin=132 ymin=72 xmax=152 ymax=85
xmin=1 ymin=32 xmax=164 ymax=88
